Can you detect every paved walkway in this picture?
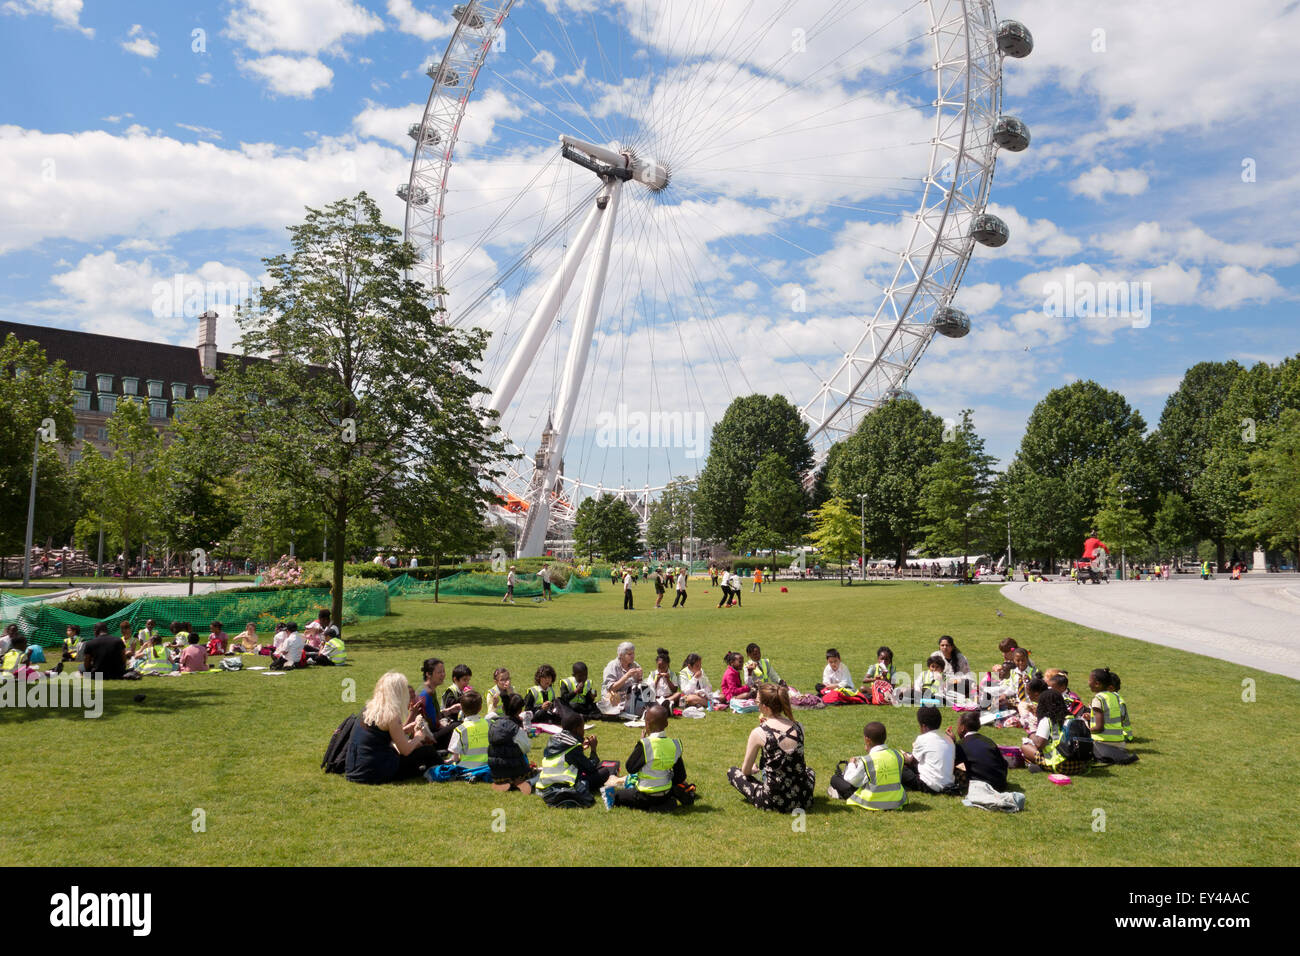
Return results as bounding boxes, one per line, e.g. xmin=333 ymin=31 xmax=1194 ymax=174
xmin=47 ymin=581 xmax=248 ymax=601
xmin=1000 ymin=575 xmax=1300 ymax=679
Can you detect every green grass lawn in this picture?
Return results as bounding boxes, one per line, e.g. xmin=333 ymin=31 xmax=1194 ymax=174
xmin=2 ymin=580 xmax=1297 ymax=866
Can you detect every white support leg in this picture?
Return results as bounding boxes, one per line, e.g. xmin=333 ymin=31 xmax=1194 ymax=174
xmin=488 ymin=191 xmax=607 ymax=415
xmin=520 ymin=178 xmax=623 ymax=556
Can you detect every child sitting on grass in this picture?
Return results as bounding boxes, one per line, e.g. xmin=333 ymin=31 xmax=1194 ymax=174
xmin=743 ymin=643 xmax=783 ymax=687
xmin=1045 ymin=670 xmax=1087 ymax=718
xmin=559 ymin=662 xmax=599 ymax=717
xmin=206 ymin=621 xmax=229 ymax=657
xmin=719 ymin=652 xmax=756 ymax=703
xmin=1020 ymin=688 xmax=1090 ymax=776
xmin=916 ymin=654 xmax=946 ymax=703
xmin=862 ymin=646 xmax=898 ymax=704
xmin=604 ymin=704 xmax=691 ymax=811
xmin=487 ymin=693 xmax=534 ymax=793
xmin=677 ymin=653 xmax=712 ymax=708
xmin=442 ymin=664 xmax=472 ymax=718
xmin=1088 ymin=667 xmax=1136 ymax=763
xmin=179 ymin=631 xmax=208 ymax=672
xmin=903 ymin=705 xmax=961 ymax=794
xmin=485 ymin=667 xmax=515 ymax=717
xmin=536 ymin=711 xmax=611 ymax=808
xmin=444 ymin=690 xmax=491 ymax=781
xmin=648 ymin=648 xmax=681 ymax=707
xmin=524 ymin=664 xmax=561 ymax=721
xmin=826 ymin=721 xmax=908 ymax=810
xmin=817 ymin=648 xmax=855 ymax=695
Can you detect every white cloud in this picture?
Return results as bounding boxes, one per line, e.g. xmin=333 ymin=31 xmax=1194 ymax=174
xmin=1094 ymin=221 xmax=1300 ymax=270
xmin=227 ymin=0 xmax=383 ymax=55
xmin=386 ymin=0 xmax=455 ymax=42
xmin=196 ymin=73 xmax=213 ymax=86
xmin=29 ymin=252 xmax=257 ymax=350
xmin=175 ymin=123 xmax=223 ymax=140
xmin=0 ymin=124 xmax=409 ymax=255
xmin=1069 ymin=165 xmax=1148 ymax=200
xmin=1204 ymin=265 xmax=1285 ymax=309
xmin=121 ymin=24 xmax=159 ymax=58
xmin=1004 ymin=0 xmax=1300 ymax=145
xmin=241 ymin=55 xmax=334 ymax=98
xmin=983 ymin=203 xmax=1082 ymax=260
xmin=1 ymin=0 xmax=91 ymax=37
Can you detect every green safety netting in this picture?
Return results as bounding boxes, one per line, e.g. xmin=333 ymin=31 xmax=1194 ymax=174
xmin=5 ymin=586 xmax=390 ymax=649
xmin=0 ymin=589 xmax=59 ymax=620
xmin=385 ymin=571 xmax=600 ymax=599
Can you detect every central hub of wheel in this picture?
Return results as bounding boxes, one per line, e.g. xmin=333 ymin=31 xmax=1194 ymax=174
xmin=560 ymin=135 xmax=670 ymax=191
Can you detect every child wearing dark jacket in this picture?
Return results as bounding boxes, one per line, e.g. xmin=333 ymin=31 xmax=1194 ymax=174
xmin=487 ymin=694 xmax=533 ymax=793
xmin=536 ymin=710 xmax=611 ymax=808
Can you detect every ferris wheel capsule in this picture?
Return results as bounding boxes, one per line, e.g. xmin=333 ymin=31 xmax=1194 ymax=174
xmin=397 ymin=183 xmax=430 ymax=206
xmin=971 ymin=213 xmax=1010 ymax=247
xmin=993 ymin=115 xmax=1031 ymax=151
xmin=996 ymin=20 xmax=1033 ymax=58
xmin=884 ymin=388 xmax=918 ymax=404
xmin=426 ymin=63 xmax=461 ymax=86
xmin=453 ymin=4 xmax=485 ymax=29
xmin=408 ymin=123 xmax=442 ymax=146
xmin=933 ymin=306 xmax=971 ymax=338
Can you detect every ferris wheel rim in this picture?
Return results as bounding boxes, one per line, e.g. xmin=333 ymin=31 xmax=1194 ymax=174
xmin=400 ymin=0 xmax=1009 ymax=516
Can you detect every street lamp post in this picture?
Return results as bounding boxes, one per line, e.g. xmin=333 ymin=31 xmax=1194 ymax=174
xmin=1004 ymin=497 xmax=1012 ymax=577
xmin=21 ymin=430 xmax=39 ymax=587
xmin=856 ymin=493 xmax=866 ymax=583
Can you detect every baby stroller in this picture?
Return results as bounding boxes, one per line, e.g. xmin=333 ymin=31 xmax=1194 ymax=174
xmin=1075 ymin=557 xmax=1108 ymax=584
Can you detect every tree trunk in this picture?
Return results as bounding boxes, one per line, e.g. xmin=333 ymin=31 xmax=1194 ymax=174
xmin=331 ymin=505 xmax=346 ymax=626
xmin=1215 ymin=538 xmax=1226 ymax=572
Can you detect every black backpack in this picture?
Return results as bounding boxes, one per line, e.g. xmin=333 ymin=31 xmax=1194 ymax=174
xmin=322 ymin=713 xmax=360 ymax=774
xmin=1056 ymin=718 xmax=1094 ymax=762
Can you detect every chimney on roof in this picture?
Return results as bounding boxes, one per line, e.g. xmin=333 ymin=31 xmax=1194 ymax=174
xmin=198 ymin=310 xmax=218 ymax=377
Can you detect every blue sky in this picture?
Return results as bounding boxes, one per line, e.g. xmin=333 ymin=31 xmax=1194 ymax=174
xmin=2 ymin=0 xmax=1297 ymax=496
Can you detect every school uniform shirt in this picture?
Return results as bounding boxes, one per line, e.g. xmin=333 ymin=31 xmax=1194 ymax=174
xmin=823 ymin=662 xmax=854 ymax=690
xmin=278 ymin=632 xmax=305 ymax=664
xmin=679 ymin=669 xmax=712 ymax=697
xmin=957 ymin=732 xmax=1008 ymax=791
xmin=623 ymin=574 xmax=633 ymax=591
xmin=179 ymin=644 xmax=208 ymax=672
xmin=910 ymin=729 xmax=955 ymax=791
xmin=648 ymin=672 xmax=676 ymax=698
xmin=676 ymin=571 xmax=687 ymax=590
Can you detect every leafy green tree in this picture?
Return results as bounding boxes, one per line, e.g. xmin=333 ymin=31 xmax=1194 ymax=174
xmin=806 ymin=497 xmax=859 ymax=585
xmin=734 ymin=452 xmax=808 ymax=564
xmin=917 ymin=410 xmax=997 ymax=560
xmin=74 ymin=398 xmax=163 ymax=572
xmin=1152 ymin=361 xmax=1244 ymax=499
xmin=572 ymin=493 xmax=642 ymax=563
xmin=156 ymin=445 xmax=238 ymax=587
xmin=645 ymin=476 xmax=695 ymax=558
xmin=190 ymin=192 xmax=505 ymax=623
xmin=1244 ymin=407 xmax=1300 ymax=555
xmin=695 ymin=394 xmax=813 ymax=545
xmin=0 ymin=333 xmax=79 ymax=553
xmin=1091 ymin=474 xmax=1148 ymax=573
xmin=1194 ymin=357 xmax=1300 ymax=565
xmin=1151 ymin=492 xmax=1195 ymax=563
xmin=1005 ymin=381 xmax=1150 ymax=569
xmin=390 ymin=469 xmax=493 ymax=601
xmin=827 ymin=398 xmax=944 ymax=566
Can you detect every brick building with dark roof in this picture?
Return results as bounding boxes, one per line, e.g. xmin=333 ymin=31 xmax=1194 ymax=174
xmin=0 ymin=312 xmax=230 ymax=463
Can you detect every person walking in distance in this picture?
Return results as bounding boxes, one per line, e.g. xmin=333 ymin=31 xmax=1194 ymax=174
xmin=623 ymin=566 xmax=635 ymax=610
xmin=673 ymin=566 xmax=688 ymax=608
xmin=503 ymin=565 xmax=517 ymax=605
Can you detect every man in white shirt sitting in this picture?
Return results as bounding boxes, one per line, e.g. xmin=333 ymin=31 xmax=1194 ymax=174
xmin=902 ymin=705 xmax=958 ymax=794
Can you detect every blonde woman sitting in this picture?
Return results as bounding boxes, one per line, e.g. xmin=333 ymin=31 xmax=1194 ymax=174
xmin=345 ymin=672 xmax=440 ymax=784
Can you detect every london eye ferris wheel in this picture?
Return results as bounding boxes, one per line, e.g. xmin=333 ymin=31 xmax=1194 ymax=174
xmin=398 ymin=0 xmax=1033 ymax=556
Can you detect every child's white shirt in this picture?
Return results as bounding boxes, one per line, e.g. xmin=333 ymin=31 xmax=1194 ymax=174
xmin=823 ymin=662 xmax=854 ymax=690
